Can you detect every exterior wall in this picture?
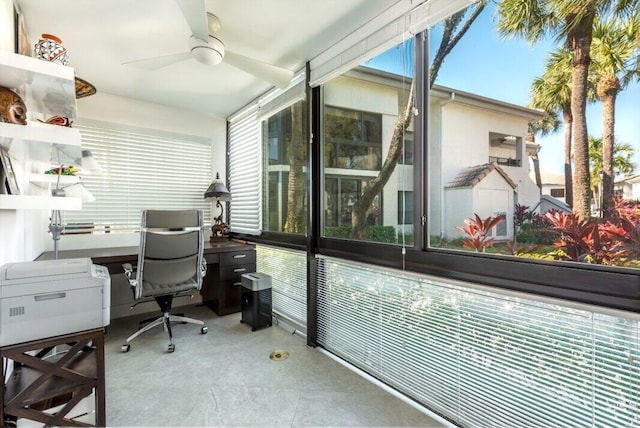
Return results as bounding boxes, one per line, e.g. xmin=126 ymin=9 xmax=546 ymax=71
xmin=324 ymin=74 xmax=537 ymax=241
xmin=428 ymin=101 xmax=444 ymax=239
xmin=445 ymin=170 xmax=514 ymax=240
xmin=430 ymin=99 xmax=537 ymax=238
xmin=324 ymin=75 xmax=399 ymax=116
xmin=324 ymin=75 xmax=413 ymax=232
xmin=444 ymin=187 xmax=473 ymax=238
xmin=616 ymin=175 xmax=640 ymax=200
xmin=538 ymin=171 xmax=566 ymax=205
xmin=472 ymin=171 xmax=515 ymax=240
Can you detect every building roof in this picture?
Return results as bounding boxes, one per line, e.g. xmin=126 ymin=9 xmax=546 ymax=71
xmin=615 ymin=173 xmax=640 ymax=185
xmin=534 ymin=170 xmax=566 ymax=186
xmin=350 ymin=66 xmax=545 ymax=121
xmin=446 ymin=163 xmax=517 ymax=189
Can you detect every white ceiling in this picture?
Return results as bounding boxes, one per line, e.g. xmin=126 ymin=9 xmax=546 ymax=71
xmin=15 ymin=0 xmax=395 ymax=119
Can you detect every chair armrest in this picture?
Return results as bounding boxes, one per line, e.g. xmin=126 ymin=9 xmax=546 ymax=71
xmin=200 ymin=260 xmax=207 ymax=277
xmin=122 ymin=263 xmax=133 ymax=281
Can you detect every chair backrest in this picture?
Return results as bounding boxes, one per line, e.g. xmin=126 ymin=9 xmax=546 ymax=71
xmin=134 ymin=209 xmax=205 ymax=299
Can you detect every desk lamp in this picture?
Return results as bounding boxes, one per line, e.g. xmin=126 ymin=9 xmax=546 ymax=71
xmin=204 ymin=172 xmax=231 ymax=241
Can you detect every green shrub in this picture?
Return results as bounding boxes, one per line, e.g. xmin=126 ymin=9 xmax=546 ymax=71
xmin=516 ymin=223 xmax=558 ymax=245
xmin=367 ymin=225 xmax=397 ymax=243
xmin=324 ymin=225 xmax=399 ymax=244
xmin=324 ymin=225 xmax=351 ymax=239
xmin=429 ymin=235 xmax=465 ymax=249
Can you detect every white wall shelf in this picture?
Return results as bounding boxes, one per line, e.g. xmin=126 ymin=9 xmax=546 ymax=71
xmin=0 ymin=195 xmax=81 ymax=210
xmin=0 ymin=121 xmax=81 ymax=165
xmin=0 ymin=51 xmax=76 ymax=118
xmin=29 ymin=173 xmax=80 ymax=189
xmin=0 ymin=52 xmax=81 ymax=211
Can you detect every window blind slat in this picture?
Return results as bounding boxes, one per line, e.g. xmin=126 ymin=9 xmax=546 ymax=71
xmin=256 ymin=245 xmax=307 ymax=330
xmin=64 ymin=119 xmax=213 ymax=232
xmin=228 ymin=108 xmax=262 ymax=235
xmin=314 ymin=256 xmax=640 ymax=427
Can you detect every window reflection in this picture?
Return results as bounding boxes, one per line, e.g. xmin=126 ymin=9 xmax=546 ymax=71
xmin=262 ymin=101 xmax=307 ymax=234
xmin=321 ymin=61 xmax=413 ymax=244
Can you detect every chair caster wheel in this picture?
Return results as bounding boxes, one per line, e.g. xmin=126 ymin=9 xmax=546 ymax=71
xmin=121 ymin=344 xmax=130 ymax=353
xmin=168 ymin=344 xmax=175 ymax=353
xmin=201 ymin=326 xmax=208 ymax=334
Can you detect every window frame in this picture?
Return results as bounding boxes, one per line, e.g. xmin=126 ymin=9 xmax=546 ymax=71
xmin=323 ymin=105 xmax=383 ymax=171
xmin=308 ymin=32 xmax=640 ymax=313
xmin=231 ymin=68 xmax=311 ymax=252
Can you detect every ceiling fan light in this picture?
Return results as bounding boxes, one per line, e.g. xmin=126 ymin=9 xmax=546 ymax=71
xmin=189 ymin=35 xmax=224 ymax=66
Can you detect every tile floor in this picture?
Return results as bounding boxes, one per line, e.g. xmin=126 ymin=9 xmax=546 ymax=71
xmin=104 ymin=304 xmax=445 ymax=427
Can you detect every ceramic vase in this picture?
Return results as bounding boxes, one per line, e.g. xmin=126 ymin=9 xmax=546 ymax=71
xmin=33 ymin=34 xmax=69 ymax=65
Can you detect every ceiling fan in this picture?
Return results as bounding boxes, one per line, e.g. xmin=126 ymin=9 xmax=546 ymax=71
xmin=123 ymin=0 xmax=294 ymax=89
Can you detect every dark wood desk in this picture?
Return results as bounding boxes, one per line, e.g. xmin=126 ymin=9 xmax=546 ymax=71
xmin=36 ymin=240 xmax=256 ymax=316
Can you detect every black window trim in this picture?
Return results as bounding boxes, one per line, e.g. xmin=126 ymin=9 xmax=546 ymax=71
xmin=309 ymin=32 xmax=639 ymax=314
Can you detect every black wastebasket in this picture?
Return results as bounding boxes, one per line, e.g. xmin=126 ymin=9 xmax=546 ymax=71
xmin=240 ymin=272 xmax=272 ymax=331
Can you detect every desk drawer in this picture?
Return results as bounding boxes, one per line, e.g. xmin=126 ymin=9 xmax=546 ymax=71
xmin=219 ymin=263 xmax=256 ymax=281
xmin=220 ymin=250 xmax=256 ymax=266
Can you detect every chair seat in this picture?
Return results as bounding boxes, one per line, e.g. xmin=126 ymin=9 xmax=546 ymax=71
xmin=140 ymin=277 xmax=198 ymax=298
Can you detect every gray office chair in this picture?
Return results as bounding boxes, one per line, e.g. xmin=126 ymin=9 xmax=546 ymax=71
xmin=122 ymin=209 xmax=208 ymax=353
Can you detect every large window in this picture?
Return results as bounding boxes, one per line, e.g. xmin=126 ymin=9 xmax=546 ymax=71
xmin=320 ymin=46 xmax=414 ymax=245
xmin=228 ymin=71 xmax=307 ymax=241
xmin=324 ymin=107 xmax=382 ymax=170
xmin=324 ymin=176 xmax=382 ymax=229
xmin=309 ymin=2 xmax=638 ymax=311
xmin=263 ymin=101 xmax=307 ymax=234
xmin=65 ymin=120 xmax=212 ymax=233
xmin=226 ymin=2 xmax=640 ymax=427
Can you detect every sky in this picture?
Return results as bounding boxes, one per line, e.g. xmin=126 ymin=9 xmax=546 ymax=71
xmin=365 ymin=3 xmax=640 ymax=176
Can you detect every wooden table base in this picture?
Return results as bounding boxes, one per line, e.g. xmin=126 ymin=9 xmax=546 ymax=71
xmin=1 ymin=329 xmax=106 ymax=427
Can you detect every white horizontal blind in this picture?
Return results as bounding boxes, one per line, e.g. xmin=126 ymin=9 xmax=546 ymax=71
xmin=256 ymin=245 xmax=307 ymax=330
xmin=309 ymin=0 xmax=476 ymax=86
xmin=257 ymin=72 xmax=306 ymax=121
xmin=228 ymin=106 xmax=261 ymax=234
xmin=314 ymin=256 xmax=640 ymax=427
xmin=65 ymin=120 xmax=212 ymax=232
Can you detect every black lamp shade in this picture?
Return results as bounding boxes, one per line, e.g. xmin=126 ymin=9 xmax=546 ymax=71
xmin=204 ymin=173 xmax=231 ymax=201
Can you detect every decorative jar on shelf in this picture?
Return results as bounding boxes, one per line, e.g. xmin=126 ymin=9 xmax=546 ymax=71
xmin=33 ymin=34 xmax=69 ymax=65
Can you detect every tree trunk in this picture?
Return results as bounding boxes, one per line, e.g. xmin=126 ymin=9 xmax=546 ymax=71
xmin=528 ymin=131 xmax=542 ymax=190
xmin=348 ymin=4 xmax=485 ymax=240
xmin=284 ymin=102 xmax=307 ymax=233
xmin=562 ymin=106 xmax=573 ymax=207
xmin=430 ymin=3 xmax=485 ymax=85
xmin=567 ymin=9 xmax=595 ymax=220
xmin=597 ymin=75 xmax=619 ymax=217
xmin=350 ymin=84 xmax=415 ymax=239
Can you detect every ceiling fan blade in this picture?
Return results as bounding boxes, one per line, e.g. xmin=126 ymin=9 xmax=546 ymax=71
xmin=175 ymin=0 xmax=209 ymax=41
xmin=225 ymin=51 xmax=294 ymax=89
xmin=123 ymin=52 xmax=192 ymax=70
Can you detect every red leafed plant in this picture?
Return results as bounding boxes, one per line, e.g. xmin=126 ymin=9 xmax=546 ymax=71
xmin=544 ymin=211 xmax=629 ymax=264
xmin=457 ymin=214 xmax=504 ymax=252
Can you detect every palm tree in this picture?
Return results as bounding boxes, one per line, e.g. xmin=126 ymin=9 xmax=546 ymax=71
xmin=528 ymin=111 xmax=560 ymax=190
xmin=529 ymin=47 xmax=599 ymax=207
xmin=590 ymin=15 xmax=640 ymax=212
xmin=588 ymin=136 xmax=636 ymax=213
xmin=497 ymin=0 xmax=639 ymax=220
xmin=530 ymin=48 xmax=575 ymax=206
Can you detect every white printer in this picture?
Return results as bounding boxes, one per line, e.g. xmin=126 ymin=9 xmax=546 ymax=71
xmin=0 ymin=258 xmax=110 ymax=346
